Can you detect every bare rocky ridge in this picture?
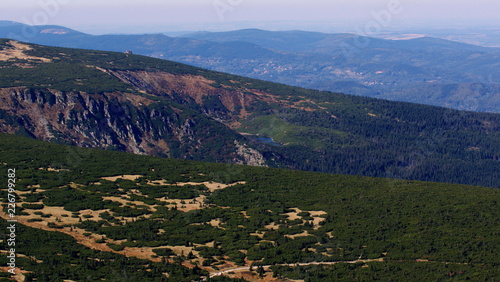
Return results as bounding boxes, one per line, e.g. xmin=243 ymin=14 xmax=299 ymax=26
xmin=0 ymin=87 xmax=168 ymax=154
xmin=0 ymin=40 xmax=274 ymax=166
xmin=108 ymin=70 xmax=261 ymax=124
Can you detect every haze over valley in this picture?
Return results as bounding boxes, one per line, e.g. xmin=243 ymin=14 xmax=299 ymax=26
xmin=1 ymin=21 xmax=499 ymax=113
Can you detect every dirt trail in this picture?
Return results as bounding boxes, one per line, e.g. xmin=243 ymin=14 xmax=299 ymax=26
xmin=209 ymin=258 xmax=385 ymax=278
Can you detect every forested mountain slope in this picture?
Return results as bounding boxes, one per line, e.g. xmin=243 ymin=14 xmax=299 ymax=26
xmin=0 ymin=39 xmax=499 ymax=187
xmin=0 ymin=133 xmax=499 ymax=281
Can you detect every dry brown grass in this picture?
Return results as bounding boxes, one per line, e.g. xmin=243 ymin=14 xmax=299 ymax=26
xmin=102 ymin=196 xmax=151 ymax=208
xmin=2 ymin=177 xmax=256 ymax=275
xmin=240 ymin=211 xmax=251 ymax=218
xmin=0 ymin=251 xmax=42 ymax=263
xmin=208 ymin=218 xmax=222 ymax=227
xmin=285 ymin=231 xmax=310 ymax=239
xmin=194 ymin=241 xmax=215 ymax=248
xmin=0 ymin=209 xmax=116 ymax=253
xmin=309 ymin=211 xmax=327 ymax=230
xmin=157 ymin=196 xmax=206 ymax=212
xmin=284 ymin=208 xmax=302 ymax=221
xmin=101 ymin=175 xmax=143 ymax=182
xmin=250 ymin=232 xmax=264 ymax=239
xmin=0 ymin=41 xmax=51 ymax=62
xmin=284 ymin=208 xmax=326 ymax=230
xmin=16 ymin=204 xmax=116 ymax=227
xmin=264 ymin=222 xmax=279 ymax=230
xmin=38 ymin=167 xmax=70 ymax=172
xmin=0 ymin=266 xmax=29 ymax=282
xmin=147 ymin=180 xmax=246 ymax=212
xmin=0 ymin=208 xmax=179 ymax=263
xmin=147 ymin=179 xmax=246 ymax=193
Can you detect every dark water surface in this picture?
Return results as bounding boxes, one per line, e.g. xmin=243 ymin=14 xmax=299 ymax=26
xmin=250 ymin=136 xmax=283 ymax=146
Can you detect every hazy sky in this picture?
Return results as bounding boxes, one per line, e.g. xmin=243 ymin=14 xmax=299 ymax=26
xmin=2 ymin=0 xmax=499 ymax=34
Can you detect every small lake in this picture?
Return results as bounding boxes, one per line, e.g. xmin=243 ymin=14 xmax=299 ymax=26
xmin=250 ymin=136 xmax=283 ymax=146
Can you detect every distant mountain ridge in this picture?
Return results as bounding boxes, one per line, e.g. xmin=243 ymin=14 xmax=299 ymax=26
xmin=0 ymin=21 xmax=277 ymax=60
xmin=183 ymin=29 xmax=500 ymax=112
xmin=185 ymin=28 xmax=494 ymax=53
xmin=0 ymin=21 xmax=499 ymax=112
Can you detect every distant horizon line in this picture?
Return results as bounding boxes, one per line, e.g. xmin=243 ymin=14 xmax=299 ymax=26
xmin=2 ymin=19 xmax=499 ymax=36
xmin=2 ymin=19 xmax=500 ymax=47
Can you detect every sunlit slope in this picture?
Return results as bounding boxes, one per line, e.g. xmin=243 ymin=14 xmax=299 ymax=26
xmin=0 ymin=133 xmax=498 ymax=280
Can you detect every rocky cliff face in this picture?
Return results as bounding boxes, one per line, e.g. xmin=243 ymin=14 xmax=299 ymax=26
xmin=0 ymin=40 xmax=273 ymax=166
xmin=0 ymin=86 xmax=266 ymax=165
xmin=1 ymin=88 xmax=152 ymax=153
xmin=107 ymin=70 xmax=260 ymax=125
